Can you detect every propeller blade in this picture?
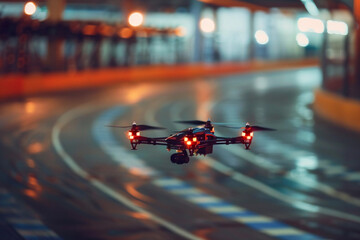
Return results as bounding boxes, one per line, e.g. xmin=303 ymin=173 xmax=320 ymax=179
xmin=106 ymin=124 xmax=165 ymax=131
xmin=106 ymin=125 xmax=132 ymax=128
xmin=136 ymin=125 xmax=166 ymax=131
xmin=220 ymin=125 xmax=275 ymax=131
xmin=175 ymin=120 xmax=235 ymax=127
xmin=251 ymin=126 xmax=276 ymax=131
xmin=174 ymin=120 xmax=206 ymax=125
xmin=174 ymin=120 xmax=275 ymax=131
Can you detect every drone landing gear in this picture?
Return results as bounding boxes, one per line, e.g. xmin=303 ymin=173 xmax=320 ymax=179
xmin=245 ymin=143 xmax=251 ymax=150
xmin=130 ymin=141 xmax=138 ymax=150
xmin=170 ymin=151 xmax=189 ymax=164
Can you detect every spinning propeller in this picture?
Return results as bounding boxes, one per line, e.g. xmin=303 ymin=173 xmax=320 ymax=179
xmin=227 ymin=123 xmax=276 ymax=131
xmin=175 ymin=119 xmax=275 ymax=131
xmin=174 ymin=119 xmax=227 ymax=126
xmin=106 ymin=122 xmax=165 ymax=131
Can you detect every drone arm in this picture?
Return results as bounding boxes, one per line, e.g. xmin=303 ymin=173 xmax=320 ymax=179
xmin=199 ymin=137 xmax=244 ymax=146
xmin=136 ymin=136 xmax=168 ymax=146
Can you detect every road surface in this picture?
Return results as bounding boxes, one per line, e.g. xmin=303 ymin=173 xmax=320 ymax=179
xmin=1 ymin=67 xmax=360 ymax=240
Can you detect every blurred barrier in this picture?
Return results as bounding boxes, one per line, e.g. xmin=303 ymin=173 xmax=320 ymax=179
xmin=0 ymin=17 xmax=182 ymax=73
xmin=314 ymin=88 xmax=360 ymax=132
xmin=0 ymin=58 xmax=318 ymax=99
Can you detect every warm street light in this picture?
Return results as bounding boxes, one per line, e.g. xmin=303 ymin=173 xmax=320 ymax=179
xmin=24 ymin=1 xmax=37 ymax=16
xmin=255 ymin=30 xmax=269 ymax=45
xmin=128 ymin=12 xmax=144 ymax=27
xmin=199 ymin=18 xmax=215 ymax=33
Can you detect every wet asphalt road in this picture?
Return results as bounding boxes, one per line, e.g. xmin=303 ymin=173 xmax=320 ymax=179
xmin=1 ymin=67 xmax=360 ymax=240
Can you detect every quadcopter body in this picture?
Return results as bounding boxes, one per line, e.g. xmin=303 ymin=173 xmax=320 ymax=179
xmin=108 ymin=120 xmax=274 ymax=164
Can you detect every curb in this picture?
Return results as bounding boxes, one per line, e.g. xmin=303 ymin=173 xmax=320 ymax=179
xmin=314 ymin=88 xmax=360 ymax=132
xmin=0 ymin=59 xmax=319 ymax=100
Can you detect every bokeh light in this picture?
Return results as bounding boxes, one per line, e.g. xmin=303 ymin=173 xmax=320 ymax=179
xmin=175 ymin=26 xmax=187 ymax=37
xmin=327 ymin=20 xmax=348 ymax=35
xmin=297 ymin=17 xmax=324 ymax=33
xmin=119 ymin=27 xmax=133 ymax=38
xmin=200 ymin=18 xmax=215 ymax=33
xmin=296 ymin=33 xmax=309 ymax=47
xmin=255 ymin=30 xmax=269 ymax=45
xmin=24 ymin=1 xmax=37 ymax=16
xmin=128 ymin=12 xmax=144 ymax=27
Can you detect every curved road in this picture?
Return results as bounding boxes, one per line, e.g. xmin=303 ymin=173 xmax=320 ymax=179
xmin=1 ymin=67 xmax=360 ymax=240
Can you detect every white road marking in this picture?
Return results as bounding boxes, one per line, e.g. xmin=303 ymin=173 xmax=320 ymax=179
xmin=208 ymin=206 xmax=245 ymax=213
xmin=52 ymin=104 xmax=202 ymax=240
xmin=344 ymin=172 xmax=360 ymax=181
xmin=97 ymin=102 xmax=321 ymax=239
xmin=0 ymin=189 xmax=62 ymax=239
xmin=187 ymin=196 xmax=222 ymax=204
xmin=153 ymin=177 xmax=320 ymax=239
xmin=235 ymin=216 xmax=273 ymax=223
xmin=17 ymin=230 xmax=59 ymax=237
xmin=165 ymin=100 xmax=360 ymax=223
xmin=262 ymin=228 xmax=304 ymax=236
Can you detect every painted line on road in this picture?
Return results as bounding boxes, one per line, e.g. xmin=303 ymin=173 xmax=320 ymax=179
xmin=0 ymin=189 xmax=62 ymax=240
xmin=168 ymin=100 xmax=360 ymax=223
xmin=126 ymin=100 xmax=322 ymax=239
xmin=52 ymin=104 xmax=202 ymax=240
xmin=153 ymin=177 xmax=319 ymax=240
xmin=228 ymin=133 xmax=360 ymax=208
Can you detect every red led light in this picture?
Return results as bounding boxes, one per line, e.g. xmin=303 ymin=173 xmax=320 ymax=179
xmin=186 ymin=141 xmax=192 ymax=146
xmin=250 ymin=132 xmax=254 ymax=137
xmin=193 ymin=137 xmax=197 ymax=142
xmin=130 ymin=135 xmax=134 ymax=140
xmin=247 ymin=136 xmax=251 ymax=140
xmin=184 ymin=137 xmax=188 ymax=142
xmin=136 ymin=132 xmax=140 ymax=136
xmin=242 ymin=132 xmax=246 ymax=137
xmin=128 ymin=132 xmax=132 ymax=136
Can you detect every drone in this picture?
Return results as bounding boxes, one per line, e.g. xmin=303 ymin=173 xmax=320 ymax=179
xmin=107 ymin=120 xmax=275 ymax=164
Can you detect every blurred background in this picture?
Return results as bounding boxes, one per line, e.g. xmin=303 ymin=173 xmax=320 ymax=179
xmin=0 ymin=0 xmax=360 ymax=240
xmin=0 ymin=0 xmax=358 ymax=97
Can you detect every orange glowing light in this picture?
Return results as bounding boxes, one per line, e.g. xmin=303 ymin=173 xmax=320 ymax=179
xmin=247 ymin=136 xmax=251 ymax=140
xmin=26 ymin=159 xmax=35 ymax=168
xmin=242 ymin=132 xmax=246 ymax=137
xmin=125 ymin=183 xmax=152 ymax=201
xmin=83 ymin=25 xmax=97 ymax=36
xmin=119 ymin=27 xmax=133 ymax=39
xmin=200 ymin=18 xmax=215 ymax=33
xmin=136 ymin=132 xmax=140 ymax=136
xmin=129 ymin=167 xmax=145 ymax=176
xmin=128 ymin=12 xmax=144 ymax=27
xmin=24 ymin=1 xmax=36 ymax=16
xmin=25 ymin=101 xmax=35 ymax=113
xmin=130 ymin=135 xmax=134 ymax=140
xmin=175 ymin=26 xmax=187 ymax=37
xmin=128 ymin=132 xmax=132 ymax=136
xmin=99 ymin=25 xmax=115 ymax=36
xmin=184 ymin=137 xmax=189 ymax=142
xmin=193 ymin=137 xmax=197 ymax=142
xmin=27 ymin=142 xmax=43 ymax=154
xmin=250 ymin=132 xmax=254 ymax=137
xmin=130 ymin=211 xmax=150 ymax=220
xmin=187 ymin=141 xmax=192 ymax=146
xmin=24 ymin=189 xmax=37 ymax=198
